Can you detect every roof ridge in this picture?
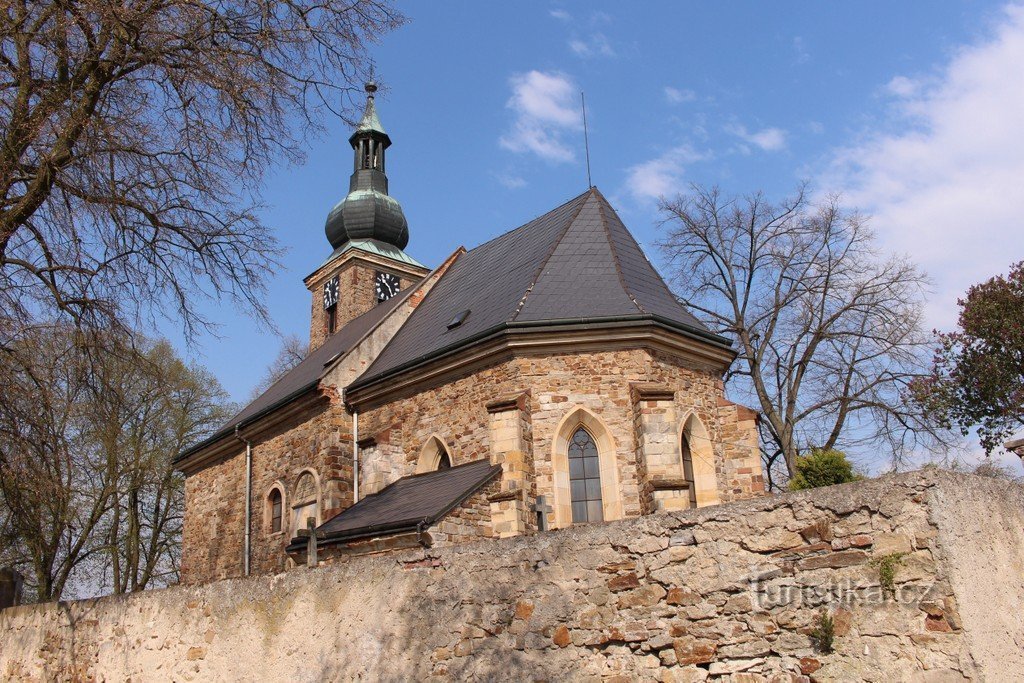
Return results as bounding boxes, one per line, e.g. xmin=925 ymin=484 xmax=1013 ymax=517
xmin=511 ymin=188 xmax=595 ymax=321
xmin=595 ymin=192 xmax=647 ymax=316
xmin=347 ymin=245 xmax=466 ymax=388
xmin=596 ymin=189 xmax=692 ymax=317
xmin=465 ymin=187 xmax=594 ymax=256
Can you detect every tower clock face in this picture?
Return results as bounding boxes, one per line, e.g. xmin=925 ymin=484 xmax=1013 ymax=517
xmin=375 ymin=271 xmax=400 ymax=302
xmin=323 ymin=275 xmax=339 ymax=310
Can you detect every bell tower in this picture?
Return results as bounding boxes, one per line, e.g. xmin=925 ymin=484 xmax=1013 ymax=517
xmin=304 ymin=82 xmax=430 ymax=351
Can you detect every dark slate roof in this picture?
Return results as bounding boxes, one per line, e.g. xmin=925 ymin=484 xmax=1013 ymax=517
xmin=176 ymin=287 xmax=413 ymax=461
xmin=300 ymin=458 xmax=501 ymax=546
xmin=350 ymin=187 xmax=720 ymax=389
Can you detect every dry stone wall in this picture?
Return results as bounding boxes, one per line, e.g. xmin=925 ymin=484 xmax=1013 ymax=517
xmin=3 ymin=470 xmax=1022 ymax=682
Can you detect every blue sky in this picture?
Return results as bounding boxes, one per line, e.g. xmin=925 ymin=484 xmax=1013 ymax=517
xmin=168 ymin=2 xmax=1024 ymax=463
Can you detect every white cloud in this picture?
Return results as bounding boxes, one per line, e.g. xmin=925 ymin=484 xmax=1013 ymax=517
xmin=499 ymin=70 xmax=581 ymax=163
xmin=825 ymin=4 xmax=1024 ymax=330
xmin=885 ymin=75 xmax=921 ymax=98
xmin=624 ymin=145 xmax=707 ymax=202
xmin=549 ymin=8 xmax=571 ymax=21
xmin=726 ymin=124 xmax=788 ymax=152
xmin=495 ymin=173 xmax=527 ymax=190
xmin=569 ymin=32 xmax=615 ymax=58
xmin=664 ymin=86 xmax=697 ymax=104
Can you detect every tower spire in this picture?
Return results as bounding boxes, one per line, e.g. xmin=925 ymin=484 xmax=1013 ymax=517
xmin=323 ymin=82 xmax=409 ymax=250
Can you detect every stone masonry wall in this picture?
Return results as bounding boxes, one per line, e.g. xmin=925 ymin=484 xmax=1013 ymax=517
xmin=181 ymin=258 xmax=453 ymax=584
xmin=181 ymin=395 xmax=352 ymax=584
xmin=3 ymin=471 xmax=1022 ymax=681
xmin=357 ymin=347 xmax=763 ymax=531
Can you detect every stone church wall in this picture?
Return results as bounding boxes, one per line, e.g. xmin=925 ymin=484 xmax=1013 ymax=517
xmin=181 ymin=396 xmax=353 ymax=584
xmin=357 ymin=347 xmax=763 ymax=530
xmin=3 ymin=471 xmax=1022 ymax=681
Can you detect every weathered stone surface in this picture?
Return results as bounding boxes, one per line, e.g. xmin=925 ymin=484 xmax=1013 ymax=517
xmin=673 ymin=638 xmax=717 ymax=665
xmin=607 ymin=572 xmax=641 ymax=592
xmin=796 ymin=549 xmax=869 ymax=570
xmin=666 ymin=587 xmax=702 ymax=606
xmin=0 ymin=471 xmax=1020 ymax=681
xmin=873 ymin=532 xmax=913 ymax=556
xmin=799 ymin=657 xmax=821 ymax=674
xmin=618 ymin=584 xmax=667 ymax=609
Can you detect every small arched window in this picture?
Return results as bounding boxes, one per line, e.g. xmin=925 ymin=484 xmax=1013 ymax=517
xmin=568 ymin=427 xmax=603 ymax=523
xmin=437 ymin=449 xmax=451 ymax=470
xmin=268 ymin=488 xmax=283 ymax=533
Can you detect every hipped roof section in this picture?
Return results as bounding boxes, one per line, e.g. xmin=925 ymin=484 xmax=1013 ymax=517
xmin=350 ymin=187 xmax=725 ymax=391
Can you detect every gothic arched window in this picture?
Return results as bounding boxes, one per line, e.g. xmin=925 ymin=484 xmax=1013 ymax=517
xmin=680 ymin=431 xmax=698 ymax=509
xmin=416 ymin=437 xmax=453 ymax=473
xmin=568 ymin=427 xmax=603 ymax=523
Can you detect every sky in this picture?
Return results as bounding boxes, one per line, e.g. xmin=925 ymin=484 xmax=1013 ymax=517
xmin=167 ymin=2 xmax=1024 ymax=467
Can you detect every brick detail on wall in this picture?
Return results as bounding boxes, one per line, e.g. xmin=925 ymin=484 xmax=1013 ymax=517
xmin=487 ymin=393 xmax=534 ymax=538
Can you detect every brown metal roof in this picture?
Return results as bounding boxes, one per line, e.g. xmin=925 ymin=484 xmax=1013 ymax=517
xmin=291 ymin=458 xmax=501 ymax=548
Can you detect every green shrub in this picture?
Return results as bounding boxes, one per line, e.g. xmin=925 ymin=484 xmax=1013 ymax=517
xmin=788 ymin=448 xmax=860 ymax=491
xmin=871 ymin=552 xmax=907 ymax=596
xmin=810 ymin=610 xmax=835 ymax=654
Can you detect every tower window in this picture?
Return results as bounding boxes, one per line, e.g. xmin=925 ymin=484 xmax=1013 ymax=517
xmin=327 ymin=304 xmax=337 ymax=334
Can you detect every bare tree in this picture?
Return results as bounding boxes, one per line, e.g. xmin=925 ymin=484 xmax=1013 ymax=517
xmin=249 ymin=334 xmax=307 ymax=400
xmin=0 ymin=328 xmax=230 ymax=601
xmin=0 ymin=0 xmax=404 ymax=340
xmin=658 ymin=185 xmax=950 ymax=487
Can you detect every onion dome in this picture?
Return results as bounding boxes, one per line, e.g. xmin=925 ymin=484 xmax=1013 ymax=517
xmin=325 ymin=82 xmax=409 ymax=250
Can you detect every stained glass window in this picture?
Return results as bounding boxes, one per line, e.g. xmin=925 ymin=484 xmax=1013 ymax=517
xmin=568 ymin=427 xmax=603 ymax=523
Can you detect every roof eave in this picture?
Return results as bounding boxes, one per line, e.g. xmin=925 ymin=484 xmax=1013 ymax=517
xmin=346 ymin=315 xmax=733 ymax=400
xmin=174 ymin=384 xmax=323 ymax=470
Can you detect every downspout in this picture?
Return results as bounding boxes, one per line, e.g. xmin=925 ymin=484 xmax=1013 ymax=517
xmin=352 ymin=409 xmax=359 ymax=504
xmin=234 ymin=425 xmax=252 ymax=577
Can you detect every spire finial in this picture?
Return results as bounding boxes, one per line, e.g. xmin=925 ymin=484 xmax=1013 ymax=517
xmin=365 ymin=80 xmax=377 ymax=97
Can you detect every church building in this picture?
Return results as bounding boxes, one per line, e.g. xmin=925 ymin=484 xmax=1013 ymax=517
xmin=176 ymin=84 xmax=765 ymax=584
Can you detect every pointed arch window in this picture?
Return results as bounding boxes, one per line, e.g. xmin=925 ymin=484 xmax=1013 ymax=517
xmin=680 ymin=430 xmax=698 ymax=509
xmin=568 ymin=427 xmax=603 ymax=523
xmin=437 ymin=449 xmax=451 ymax=470
xmin=417 ymin=437 xmax=454 ymax=473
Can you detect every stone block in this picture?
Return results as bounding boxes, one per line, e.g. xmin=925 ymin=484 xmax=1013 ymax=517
xmin=796 ymin=549 xmax=869 ymax=571
xmin=873 ymin=532 xmax=913 ymax=556
xmin=607 ymin=572 xmax=641 ymax=592
xmin=672 ymin=638 xmax=717 ymax=665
